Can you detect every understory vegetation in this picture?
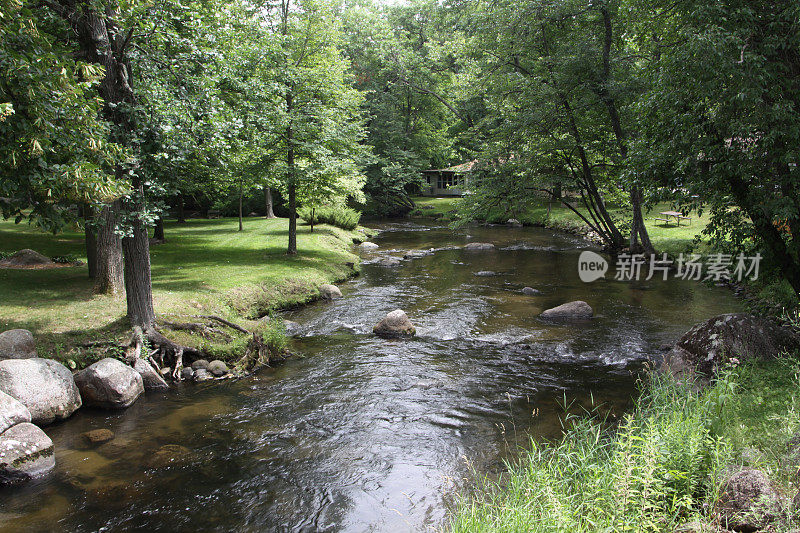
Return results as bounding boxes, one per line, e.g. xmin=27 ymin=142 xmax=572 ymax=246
xmin=298 ymin=205 xmax=361 ymax=231
xmin=451 ymin=358 xmax=800 ymax=532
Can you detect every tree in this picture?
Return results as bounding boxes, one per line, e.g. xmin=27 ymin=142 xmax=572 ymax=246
xmin=633 ymin=0 xmax=800 ymax=295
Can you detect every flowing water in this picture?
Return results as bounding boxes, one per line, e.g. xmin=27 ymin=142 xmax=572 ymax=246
xmin=0 ymin=222 xmax=740 ymax=532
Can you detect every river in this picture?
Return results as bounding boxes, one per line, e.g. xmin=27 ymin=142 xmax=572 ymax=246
xmin=0 ymin=222 xmax=740 ymax=532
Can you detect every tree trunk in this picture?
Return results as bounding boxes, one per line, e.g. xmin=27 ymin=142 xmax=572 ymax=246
xmin=264 ymin=186 xmax=276 ymax=218
xmin=287 ymin=90 xmax=297 ymax=255
xmin=238 ymin=180 xmax=243 ymax=232
xmin=153 ymin=217 xmax=165 ymax=241
xmin=83 ymin=205 xmax=97 ymax=279
xmin=122 ymin=181 xmax=156 ymax=328
xmin=94 ymin=201 xmax=124 ymax=296
xmin=177 ymin=195 xmax=186 ymax=223
xmin=310 ymin=207 xmax=315 ymax=233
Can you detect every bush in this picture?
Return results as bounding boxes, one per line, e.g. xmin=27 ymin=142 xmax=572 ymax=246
xmin=450 ymin=360 xmax=800 ymax=532
xmin=298 ymin=205 xmax=361 ymax=230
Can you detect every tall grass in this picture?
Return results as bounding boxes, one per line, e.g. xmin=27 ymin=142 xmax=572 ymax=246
xmin=298 ymin=205 xmax=361 ymax=230
xmin=451 ymin=359 xmax=800 ymax=532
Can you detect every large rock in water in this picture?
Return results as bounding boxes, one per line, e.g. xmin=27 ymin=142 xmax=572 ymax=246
xmin=716 ymin=468 xmax=783 ymax=532
xmin=662 ymin=313 xmax=800 ymax=379
xmin=373 ymin=309 xmax=416 ymax=338
xmin=0 ymin=249 xmax=52 ymax=267
xmin=359 ymin=242 xmax=379 ymax=250
xmin=464 ymin=242 xmax=495 ymax=251
xmin=0 ymin=390 xmax=31 ymax=434
xmin=132 ymin=358 xmax=169 ymax=391
xmin=74 ymin=358 xmax=144 ymax=409
xmin=540 ymin=301 xmax=593 ymax=320
xmin=0 ymin=358 xmax=81 ymax=425
xmin=0 ymin=329 xmax=36 ymax=360
xmin=0 ymin=422 xmax=55 ymax=484
xmin=319 ymin=284 xmax=343 ymax=300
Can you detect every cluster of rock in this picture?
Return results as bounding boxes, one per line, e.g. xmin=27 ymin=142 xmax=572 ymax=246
xmin=373 ymin=309 xmax=416 ymax=338
xmin=0 ymin=328 xmax=234 ymax=486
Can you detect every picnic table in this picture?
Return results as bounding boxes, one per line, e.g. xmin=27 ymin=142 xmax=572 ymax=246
xmin=655 ymin=211 xmax=692 ymax=226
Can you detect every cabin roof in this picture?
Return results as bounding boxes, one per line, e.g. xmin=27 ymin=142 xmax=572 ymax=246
xmin=422 ymin=160 xmax=478 ymax=174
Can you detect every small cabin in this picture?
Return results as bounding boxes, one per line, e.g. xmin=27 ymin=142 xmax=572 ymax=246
xmin=421 ymin=161 xmax=476 ymax=197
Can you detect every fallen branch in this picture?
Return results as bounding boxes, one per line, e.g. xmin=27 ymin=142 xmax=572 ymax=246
xmin=193 ymin=315 xmax=250 ymax=334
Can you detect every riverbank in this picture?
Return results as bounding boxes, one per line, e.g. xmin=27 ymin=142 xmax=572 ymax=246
xmin=450 ymin=356 xmax=800 ymax=531
xmin=0 ymin=217 xmax=367 ymax=368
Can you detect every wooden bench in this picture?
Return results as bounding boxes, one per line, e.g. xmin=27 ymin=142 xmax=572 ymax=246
xmin=654 ymin=217 xmax=670 ymax=224
xmin=678 ymin=215 xmax=692 ymax=225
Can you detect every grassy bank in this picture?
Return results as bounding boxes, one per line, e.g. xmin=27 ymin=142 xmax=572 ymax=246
xmin=0 ymin=217 xmax=365 ymax=364
xmin=451 ymin=357 xmax=800 ymax=532
xmin=411 ymin=196 xmax=710 ymax=257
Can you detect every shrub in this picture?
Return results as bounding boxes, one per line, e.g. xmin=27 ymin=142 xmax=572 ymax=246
xmin=298 ymin=205 xmax=361 ymax=230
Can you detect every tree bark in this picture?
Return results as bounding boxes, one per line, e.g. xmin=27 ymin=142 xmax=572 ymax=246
xmin=94 ymin=201 xmax=124 ymax=296
xmin=122 ymin=180 xmax=156 ymax=328
xmin=286 ymin=90 xmax=297 ymax=255
xmin=238 ymin=179 xmax=244 ymax=232
xmin=264 ymin=186 xmax=276 ymax=218
xmin=177 ymin=194 xmax=186 ymax=223
xmin=153 ymin=217 xmax=165 ymax=241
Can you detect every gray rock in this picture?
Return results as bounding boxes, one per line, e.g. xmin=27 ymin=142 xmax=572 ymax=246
xmin=74 ymin=358 xmax=144 ymax=409
xmin=190 ymin=359 xmax=209 ymax=371
xmin=207 ymin=360 xmax=230 ymax=377
xmin=716 ymin=468 xmax=782 ymax=532
xmin=373 ymin=310 xmax=416 ymax=339
xmin=319 ymin=284 xmax=343 ymax=299
xmin=133 ymin=358 xmax=169 ymax=391
xmin=283 ymin=320 xmax=301 ymax=336
xmin=359 ymin=242 xmax=379 ymax=250
xmin=662 ymin=313 xmax=800 ymax=379
xmin=0 ymin=390 xmax=30 ymax=434
xmin=474 ymin=271 xmax=497 ymax=277
xmin=0 ymin=329 xmax=36 ymax=360
xmin=464 ymin=242 xmax=495 ymax=251
xmin=507 ymin=218 xmax=523 ymax=227
xmin=403 ymin=250 xmax=432 ymax=259
xmin=180 ymin=367 xmax=195 ymax=380
xmin=0 ymin=358 xmax=81 ymax=425
xmin=375 ymin=256 xmax=402 ymax=267
xmin=81 ymin=429 xmax=114 ymax=446
xmin=194 ymin=368 xmax=211 ymax=381
xmin=540 ymin=301 xmax=593 ymax=320
xmin=521 ymin=287 xmax=541 ymax=295
xmin=0 ymin=422 xmax=55 ymax=485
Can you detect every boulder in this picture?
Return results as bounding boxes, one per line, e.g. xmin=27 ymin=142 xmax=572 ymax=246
xmin=507 ymin=218 xmax=523 ymax=227
xmin=207 ymin=360 xmax=230 ymax=377
xmin=463 ymin=242 xmax=495 ymax=251
xmin=373 ymin=309 xmax=416 ymax=339
xmin=194 ymin=368 xmax=211 ymax=381
xmin=375 ymin=256 xmax=402 ymax=267
xmin=521 ymin=287 xmax=541 ymax=296
xmin=662 ymin=313 xmax=800 ymax=379
xmin=0 ymin=390 xmax=30 ymax=434
xmin=540 ymin=301 xmax=593 ymax=320
xmin=474 ymin=271 xmax=497 ymax=277
xmin=319 ymin=284 xmax=343 ymax=300
xmin=81 ymin=428 xmax=115 ymax=446
xmin=359 ymin=242 xmax=379 ymax=250
xmin=403 ymin=250 xmax=432 ymax=259
xmin=0 ymin=249 xmax=52 ymax=267
xmin=180 ymin=367 xmax=195 ymax=381
xmin=716 ymin=468 xmax=783 ymax=532
xmin=190 ymin=359 xmax=209 ymax=371
xmin=0 ymin=422 xmax=55 ymax=484
xmin=283 ymin=320 xmax=301 ymax=336
xmin=0 ymin=358 xmax=81 ymax=425
xmin=133 ymin=358 xmax=169 ymax=391
xmin=74 ymin=358 xmax=144 ymax=409
xmin=0 ymin=329 xmax=36 ymax=359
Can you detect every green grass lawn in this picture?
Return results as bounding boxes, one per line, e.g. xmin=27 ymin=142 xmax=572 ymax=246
xmin=411 ymin=196 xmax=710 ymax=257
xmin=0 ymin=217 xmax=363 ymax=360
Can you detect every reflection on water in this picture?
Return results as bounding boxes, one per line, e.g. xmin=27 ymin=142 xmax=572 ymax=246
xmin=0 ymin=222 xmax=740 ymax=532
